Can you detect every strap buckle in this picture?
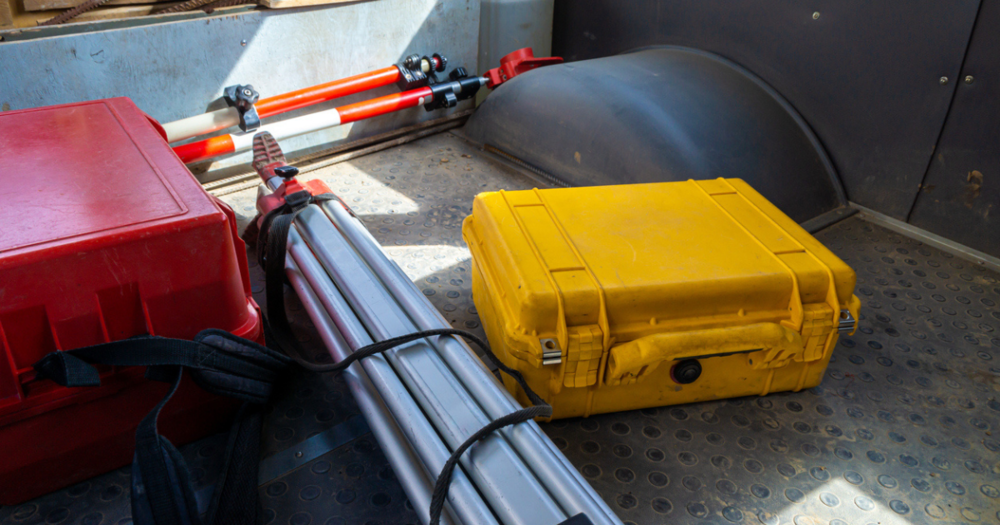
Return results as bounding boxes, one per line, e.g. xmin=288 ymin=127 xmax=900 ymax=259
xmin=284 ymin=190 xmax=312 ymax=209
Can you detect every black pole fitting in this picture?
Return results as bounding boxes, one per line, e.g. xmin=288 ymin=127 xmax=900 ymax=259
xmin=432 ymin=53 xmax=448 ymax=72
xmin=402 ymin=54 xmax=422 ymax=71
xmin=274 ymin=165 xmax=299 ymax=181
xmin=396 ymin=54 xmax=429 ymax=90
xmin=223 ymin=84 xmax=261 ymax=133
xmin=424 ymin=74 xmax=485 ymax=111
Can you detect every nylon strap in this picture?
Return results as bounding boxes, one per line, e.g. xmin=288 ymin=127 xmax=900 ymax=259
xmin=255 ymin=192 xmax=338 ymax=359
xmin=33 ymin=330 xmax=292 ymax=525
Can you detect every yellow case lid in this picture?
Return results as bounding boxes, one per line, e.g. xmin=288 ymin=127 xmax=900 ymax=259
xmin=463 ymin=179 xmax=857 ymax=354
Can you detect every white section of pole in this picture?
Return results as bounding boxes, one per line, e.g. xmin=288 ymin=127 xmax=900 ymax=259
xmin=228 ymin=107 xmax=343 ymax=153
xmin=163 ymin=107 xmax=240 ymax=143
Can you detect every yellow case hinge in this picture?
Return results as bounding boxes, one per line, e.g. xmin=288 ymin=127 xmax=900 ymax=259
xmin=799 ymin=303 xmax=835 ymax=362
xmin=560 ymin=325 xmax=604 ymax=388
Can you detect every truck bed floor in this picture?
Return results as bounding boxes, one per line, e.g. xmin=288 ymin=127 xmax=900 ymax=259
xmin=4 ymin=132 xmax=998 ymax=525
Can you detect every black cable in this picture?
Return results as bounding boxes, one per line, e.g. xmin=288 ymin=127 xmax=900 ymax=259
xmin=429 ymin=404 xmax=550 ymax=524
xmin=289 ymin=327 xmax=552 ymax=524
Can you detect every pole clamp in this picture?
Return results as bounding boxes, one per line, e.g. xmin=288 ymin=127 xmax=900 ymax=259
xmin=397 ymin=54 xmax=429 ymax=90
xmin=397 ymin=52 xmax=449 ymax=90
xmin=423 ymin=68 xmax=485 ymax=111
xmin=483 ymin=48 xmax=563 ymax=89
xmin=223 ymin=84 xmax=261 ymax=133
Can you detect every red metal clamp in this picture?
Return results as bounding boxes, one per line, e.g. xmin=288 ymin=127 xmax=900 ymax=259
xmin=484 ymin=48 xmax=564 ymax=89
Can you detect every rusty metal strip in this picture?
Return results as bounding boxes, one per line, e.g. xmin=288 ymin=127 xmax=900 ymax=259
xmin=39 ymin=0 xmax=113 ymax=26
xmin=153 ymin=0 xmax=217 ymax=15
xmin=199 ymin=0 xmax=250 ymax=13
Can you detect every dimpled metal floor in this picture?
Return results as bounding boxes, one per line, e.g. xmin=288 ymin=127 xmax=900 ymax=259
xmin=543 ymin=217 xmax=1000 ymax=525
xmin=3 ymin=132 xmax=999 ymax=525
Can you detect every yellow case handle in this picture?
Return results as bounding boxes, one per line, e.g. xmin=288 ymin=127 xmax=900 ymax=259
xmin=605 ymin=323 xmax=805 ymax=386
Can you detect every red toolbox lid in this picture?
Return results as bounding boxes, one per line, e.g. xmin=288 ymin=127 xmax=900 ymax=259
xmin=1 ymin=98 xmax=213 ymax=258
xmin=0 ymin=98 xmax=262 ymax=420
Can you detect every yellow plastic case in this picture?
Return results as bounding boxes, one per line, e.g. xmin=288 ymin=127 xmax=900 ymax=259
xmin=462 ymin=179 xmax=860 ymax=419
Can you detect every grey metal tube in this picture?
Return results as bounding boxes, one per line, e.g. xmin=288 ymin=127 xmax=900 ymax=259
xmin=319 ymin=201 xmax=622 ymax=524
xmin=283 ymin=255 xmax=452 ymax=525
xmin=286 ymin=230 xmax=497 ymax=525
xmin=293 ymin=208 xmax=566 ymax=525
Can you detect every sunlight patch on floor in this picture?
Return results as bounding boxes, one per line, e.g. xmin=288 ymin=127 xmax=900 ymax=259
xmin=381 ymin=245 xmax=471 ymax=282
xmin=784 ymin=478 xmax=924 ymax=525
xmin=324 ymin=163 xmax=422 ymax=215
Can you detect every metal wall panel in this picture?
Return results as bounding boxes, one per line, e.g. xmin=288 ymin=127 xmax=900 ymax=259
xmin=0 ymin=0 xmax=480 ymax=174
xmin=550 ymin=0 xmax=980 ymax=219
xmin=907 ymin=0 xmax=1000 ymax=257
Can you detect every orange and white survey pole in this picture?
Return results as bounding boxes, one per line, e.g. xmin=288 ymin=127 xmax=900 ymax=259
xmin=172 ymin=70 xmax=493 ymax=164
xmin=162 ymin=54 xmax=446 ymax=143
xmin=171 ymin=48 xmax=563 ymax=165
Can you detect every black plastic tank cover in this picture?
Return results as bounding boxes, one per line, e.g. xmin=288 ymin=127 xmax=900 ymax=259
xmin=464 ymin=47 xmax=847 ymax=223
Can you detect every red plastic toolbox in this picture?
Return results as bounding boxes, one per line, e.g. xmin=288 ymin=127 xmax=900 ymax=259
xmin=0 ymin=98 xmax=264 ymax=503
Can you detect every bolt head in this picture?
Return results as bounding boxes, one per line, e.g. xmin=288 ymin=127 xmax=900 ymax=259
xmin=243 ymin=89 xmax=252 ymax=96
xmin=939 ymin=76 xmax=949 ymax=85
xmin=240 ymin=39 xmax=247 ymax=46
xmin=672 ymin=359 xmax=702 ymax=384
xmin=965 ymin=75 xmax=974 ymax=84
xmin=812 ymin=11 xmax=820 ymax=19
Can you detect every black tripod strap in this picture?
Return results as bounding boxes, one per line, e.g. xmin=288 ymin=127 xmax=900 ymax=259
xmin=33 ymin=330 xmax=292 ymax=525
xmin=130 ymin=368 xmax=200 ymax=525
xmin=255 ymin=193 xmax=340 ymax=359
xmin=205 ymin=403 xmax=265 ymax=525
